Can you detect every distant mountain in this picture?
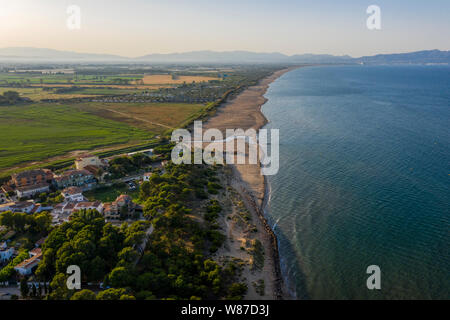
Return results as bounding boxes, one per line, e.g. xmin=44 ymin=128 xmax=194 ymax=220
xmin=288 ymin=53 xmax=353 ymax=64
xmin=356 ymin=50 xmax=450 ymax=64
xmin=0 ymin=47 xmax=448 ymax=64
xmin=0 ymin=47 xmax=127 ymax=61
xmin=137 ymin=51 xmax=353 ymax=63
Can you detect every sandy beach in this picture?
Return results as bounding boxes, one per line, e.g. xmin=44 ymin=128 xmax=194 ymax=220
xmin=205 ymin=67 xmax=297 ymax=299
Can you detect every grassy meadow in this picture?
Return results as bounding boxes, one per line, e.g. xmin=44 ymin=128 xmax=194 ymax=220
xmin=0 ymin=104 xmax=150 ymax=171
xmin=72 ymin=102 xmax=207 ymax=133
xmin=0 ymin=101 xmax=207 ymax=173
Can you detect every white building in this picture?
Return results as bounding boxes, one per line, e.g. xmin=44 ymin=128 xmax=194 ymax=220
xmin=61 ymin=186 xmax=85 ymax=202
xmin=75 ymin=155 xmax=104 ymax=170
xmin=14 ymin=252 xmax=42 ymax=276
xmin=143 ymin=172 xmax=153 ymax=182
xmin=15 ymin=183 xmax=50 ymax=198
xmin=0 ymin=242 xmax=14 ymax=263
xmin=0 ymin=201 xmax=35 ymax=213
xmin=74 ymin=201 xmax=103 ymax=214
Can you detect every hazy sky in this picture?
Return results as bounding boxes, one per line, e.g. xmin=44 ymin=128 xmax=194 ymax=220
xmin=0 ymin=0 xmax=449 ymax=57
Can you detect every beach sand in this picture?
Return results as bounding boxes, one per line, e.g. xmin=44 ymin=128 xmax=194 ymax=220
xmin=205 ymin=67 xmax=297 ymax=299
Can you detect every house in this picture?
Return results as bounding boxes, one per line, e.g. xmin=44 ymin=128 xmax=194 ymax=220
xmin=14 ymin=252 xmax=42 ymax=276
xmin=73 ymin=201 xmax=103 ymax=214
xmin=54 ymin=169 xmax=96 ymax=190
xmin=10 ymin=169 xmax=53 ymax=189
xmin=16 ymin=183 xmax=50 ymax=198
xmin=0 ymin=242 xmax=14 ymax=263
xmin=1 ymin=185 xmax=14 ymax=195
xmin=35 ymin=237 xmax=47 ymax=248
xmin=143 ymin=172 xmax=153 ymax=182
xmin=29 ymin=248 xmax=42 ymax=257
xmin=0 ymin=191 xmax=7 ymax=204
xmin=61 ymin=186 xmax=85 ymax=202
xmin=51 ymin=204 xmax=72 ymax=224
xmin=103 ymin=195 xmax=139 ymax=220
xmin=83 ymin=165 xmax=102 ymax=176
xmin=75 ymin=155 xmax=105 ymax=170
xmin=0 ymin=201 xmax=36 ymax=213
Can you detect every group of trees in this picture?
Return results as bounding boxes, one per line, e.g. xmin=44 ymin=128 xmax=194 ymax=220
xmin=130 ymin=163 xmax=244 ymax=299
xmin=20 ymin=278 xmax=50 ymax=299
xmin=34 ymin=210 xmax=149 ymax=300
xmin=15 ymin=161 xmax=247 ymax=300
xmin=107 ymin=153 xmax=153 ymax=179
xmin=0 ymin=90 xmax=22 ymax=105
xmin=0 ymin=250 xmax=28 ymax=282
xmin=0 ymin=210 xmax=52 ymax=235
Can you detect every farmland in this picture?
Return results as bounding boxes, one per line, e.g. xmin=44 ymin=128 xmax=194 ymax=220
xmin=0 ymin=104 xmax=151 ymax=171
xmin=139 ymin=74 xmax=219 ymax=85
xmin=0 ymin=101 xmax=207 ymax=174
xmin=0 ymin=64 xmax=280 ymax=176
xmin=72 ymin=102 xmax=206 ymax=133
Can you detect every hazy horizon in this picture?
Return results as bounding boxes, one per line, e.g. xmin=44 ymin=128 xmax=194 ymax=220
xmin=1 ymin=0 xmax=449 ymax=57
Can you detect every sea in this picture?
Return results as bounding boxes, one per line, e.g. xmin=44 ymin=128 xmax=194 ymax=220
xmin=261 ymin=65 xmax=450 ymax=299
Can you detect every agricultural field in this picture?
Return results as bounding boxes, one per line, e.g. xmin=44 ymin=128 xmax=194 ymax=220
xmin=71 ymin=102 xmax=206 ymax=133
xmin=0 ymin=103 xmax=150 ymax=171
xmin=0 ymin=72 xmax=142 ymax=85
xmin=0 ymin=101 xmax=207 ymax=173
xmin=139 ymin=74 xmax=219 ymax=85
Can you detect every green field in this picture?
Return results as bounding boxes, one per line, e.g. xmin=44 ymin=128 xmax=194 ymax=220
xmin=0 ymin=72 xmax=143 ymax=85
xmin=0 ymin=101 xmax=206 ymax=174
xmin=0 ymin=104 xmax=151 ymax=171
xmin=84 ymin=184 xmax=139 ymax=202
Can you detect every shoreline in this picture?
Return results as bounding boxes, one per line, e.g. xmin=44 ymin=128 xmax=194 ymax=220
xmin=205 ymin=66 xmax=299 ymax=299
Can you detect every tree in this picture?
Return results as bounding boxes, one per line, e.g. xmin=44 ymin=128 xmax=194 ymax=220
xmin=117 ymin=247 xmax=139 ymax=265
xmin=31 ymin=211 xmax=52 ymax=234
xmin=32 ymin=284 xmax=37 ymax=298
xmin=20 ymin=278 xmax=29 ymax=298
xmin=2 ymin=91 xmax=20 ymax=104
xmin=70 ymin=289 xmax=97 ymax=300
xmin=227 ymin=283 xmax=248 ymax=300
xmin=49 ymin=273 xmax=70 ymax=300
xmin=96 ymin=288 xmax=127 ymax=300
xmin=108 ymin=266 xmax=133 ymax=288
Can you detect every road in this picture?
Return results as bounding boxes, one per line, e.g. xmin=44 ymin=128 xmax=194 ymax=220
xmin=133 ymin=224 xmax=154 ymax=266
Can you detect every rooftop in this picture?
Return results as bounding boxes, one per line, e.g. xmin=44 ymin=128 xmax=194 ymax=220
xmin=15 ymin=253 xmax=42 ymax=269
xmin=16 ymin=183 xmax=49 ymax=192
xmin=62 ymin=186 xmax=83 ymax=195
xmin=12 ymin=169 xmax=52 ymax=180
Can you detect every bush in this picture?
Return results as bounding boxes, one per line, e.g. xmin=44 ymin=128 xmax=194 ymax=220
xmin=227 ymin=283 xmax=248 ymax=300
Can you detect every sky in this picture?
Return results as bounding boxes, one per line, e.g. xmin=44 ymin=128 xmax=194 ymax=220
xmin=0 ymin=0 xmax=449 ymax=57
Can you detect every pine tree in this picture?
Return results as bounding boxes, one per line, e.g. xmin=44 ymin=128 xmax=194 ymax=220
xmin=20 ymin=278 xmax=29 ymax=299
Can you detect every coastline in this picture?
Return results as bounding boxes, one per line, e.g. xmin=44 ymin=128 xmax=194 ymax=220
xmin=205 ymin=66 xmax=298 ymax=299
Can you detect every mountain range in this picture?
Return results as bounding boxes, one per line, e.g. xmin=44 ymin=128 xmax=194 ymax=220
xmin=0 ymin=47 xmax=448 ymax=64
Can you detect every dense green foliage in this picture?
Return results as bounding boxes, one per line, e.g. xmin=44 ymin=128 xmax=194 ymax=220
xmin=107 ymin=153 xmax=153 ymax=178
xmin=0 ymin=250 xmax=28 ymax=282
xmin=34 ymin=162 xmax=245 ymax=300
xmin=0 ymin=91 xmax=22 ymax=105
xmin=0 ymin=104 xmax=149 ymax=170
xmin=35 ymin=209 xmax=149 ymax=300
xmin=0 ymin=210 xmax=52 ymax=235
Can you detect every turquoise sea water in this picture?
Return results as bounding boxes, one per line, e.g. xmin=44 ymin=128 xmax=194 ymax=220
xmin=261 ymin=65 xmax=450 ymax=299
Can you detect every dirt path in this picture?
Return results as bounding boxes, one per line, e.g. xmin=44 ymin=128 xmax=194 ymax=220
xmin=103 ymin=108 xmax=174 ymax=129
